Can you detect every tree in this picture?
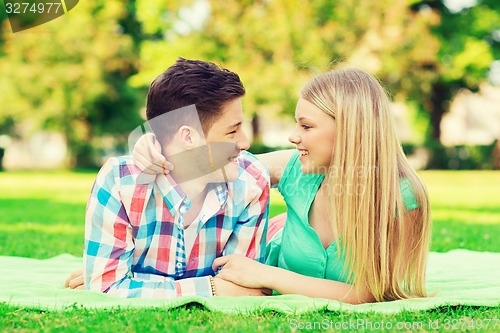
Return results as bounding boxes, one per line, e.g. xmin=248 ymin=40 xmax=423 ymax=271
xmin=130 ymin=0 xmax=439 ymax=144
xmin=412 ymin=0 xmax=500 ymax=141
xmin=0 ymin=0 xmax=143 ymax=166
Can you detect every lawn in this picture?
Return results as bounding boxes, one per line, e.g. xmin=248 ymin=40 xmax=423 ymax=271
xmin=0 ymin=170 xmax=499 ymax=332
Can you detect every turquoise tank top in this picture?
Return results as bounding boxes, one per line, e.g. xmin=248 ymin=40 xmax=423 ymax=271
xmin=265 ymin=151 xmax=418 ymax=283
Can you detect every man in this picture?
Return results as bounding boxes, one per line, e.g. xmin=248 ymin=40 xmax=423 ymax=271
xmin=66 ymin=58 xmax=270 ymax=298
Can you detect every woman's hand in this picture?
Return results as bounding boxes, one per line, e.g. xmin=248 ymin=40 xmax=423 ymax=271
xmin=64 ymin=268 xmax=85 ymax=290
xmin=133 ymin=133 xmax=173 ymax=175
xmin=212 ymin=254 xmax=272 ymax=289
xmin=213 ymin=277 xmax=270 ymax=296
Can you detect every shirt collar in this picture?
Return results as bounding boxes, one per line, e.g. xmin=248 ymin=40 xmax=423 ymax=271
xmin=211 ymin=182 xmax=228 ymax=208
xmin=155 ymin=175 xmax=230 ymax=217
xmin=155 ymin=174 xmax=191 ymax=216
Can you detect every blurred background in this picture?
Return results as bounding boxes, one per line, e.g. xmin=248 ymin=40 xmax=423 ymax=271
xmin=0 ymin=0 xmax=499 ymax=171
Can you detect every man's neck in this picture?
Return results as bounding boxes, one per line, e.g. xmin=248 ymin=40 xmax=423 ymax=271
xmin=176 ymin=177 xmax=209 ymax=204
xmin=171 ymin=175 xmax=210 ymax=226
xmin=164 ymin=146 xmax=215 ymax=184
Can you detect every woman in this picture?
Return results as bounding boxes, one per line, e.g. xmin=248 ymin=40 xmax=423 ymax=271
xmin=132 ymin=67 xmax=431 ymax=304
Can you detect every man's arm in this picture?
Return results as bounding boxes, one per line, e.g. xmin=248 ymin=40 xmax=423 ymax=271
xmin=222 ymin=154 xmax=270 ymax=263
xmin=222 ymin=188 xmax=270 ymax=263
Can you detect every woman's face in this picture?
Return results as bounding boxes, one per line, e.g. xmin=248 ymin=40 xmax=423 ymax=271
xmin=288 ymin=97 xmax=336 ymax=174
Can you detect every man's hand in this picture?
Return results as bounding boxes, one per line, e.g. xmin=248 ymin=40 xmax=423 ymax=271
xmin=213 ymin=277 xmax=270 ymax=296
xmin=64 ymin=268 xmax=85 ymax=290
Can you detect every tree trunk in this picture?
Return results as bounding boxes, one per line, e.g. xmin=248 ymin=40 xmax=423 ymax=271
xmin=428 ymin=81 xmax=451 ymax=141
xmin=493 ymin=139 xmax=500 ymax=170
xmin=251 ymin=113 xmax=262 ymax=144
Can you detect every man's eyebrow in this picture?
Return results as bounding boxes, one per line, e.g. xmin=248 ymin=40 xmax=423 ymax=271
xmin=227 ymin=121 xmax=242 ymax=129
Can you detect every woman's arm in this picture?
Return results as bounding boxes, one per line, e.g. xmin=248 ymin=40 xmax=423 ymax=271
xmin=213 ymin=254 xmax=375 ymax=304
xmin=256 ymin=149 xmax=294 ymax=187
xmin=262 ymin=265 xmax=375 ymax=304
xmin=133 ymin=133 xmax=294 ymax=187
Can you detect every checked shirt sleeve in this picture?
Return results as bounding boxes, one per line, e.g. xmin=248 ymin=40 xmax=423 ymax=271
xmin=222 ymin=155 xmax=270 ymax=263
xmin=83 ymin=157 xmax=212 ymax=298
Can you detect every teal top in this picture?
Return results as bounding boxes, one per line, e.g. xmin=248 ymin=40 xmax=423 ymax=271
xmin=265 ymin=151 xmax=418 ymax=284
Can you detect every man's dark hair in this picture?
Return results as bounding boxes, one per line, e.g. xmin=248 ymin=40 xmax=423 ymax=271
xmin=146 ymin=58 xmax=245 ymax=143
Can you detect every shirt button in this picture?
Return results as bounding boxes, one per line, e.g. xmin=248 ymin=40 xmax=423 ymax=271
xmin=176 ymin=263 xmax=183 ymax=268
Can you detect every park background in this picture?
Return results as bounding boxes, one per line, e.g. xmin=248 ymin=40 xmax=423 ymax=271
xmin=0 ymin=0 xmax=499 ymax=332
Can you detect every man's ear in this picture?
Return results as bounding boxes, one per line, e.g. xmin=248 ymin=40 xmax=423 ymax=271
xmin=176 ymin=126 xmax=203 ymax=148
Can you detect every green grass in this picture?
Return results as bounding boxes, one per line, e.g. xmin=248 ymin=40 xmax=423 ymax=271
xmin=1 ymin=170 xmax=499 ymax=332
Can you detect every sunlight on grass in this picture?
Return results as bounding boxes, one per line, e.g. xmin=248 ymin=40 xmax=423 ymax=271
xmin=269 ymin=189 xmax=286 ymax=218
xmin=432 ymin=210 xmax=500 ymax=225
xmin=419 ymin=170 xmax=500 ymax=208
xmin=1 ymin=222 xmax=83 ymax=235
xmin=0 ymin=172 xmax=95 ymax=203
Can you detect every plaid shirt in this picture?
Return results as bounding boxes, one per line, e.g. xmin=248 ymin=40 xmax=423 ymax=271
xmin=84 ymin=151 xmax=269 ymax=298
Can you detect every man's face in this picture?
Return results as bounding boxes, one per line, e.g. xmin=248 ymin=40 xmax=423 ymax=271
xmin=204 ymin=98 xmax=250 ymax=182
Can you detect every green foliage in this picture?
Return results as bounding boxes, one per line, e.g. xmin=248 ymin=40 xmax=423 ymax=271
xmin=130 ymin=0 xmax=439 ymax=120
xmin=0 ymin=0 xmax=498 ymax=167
xmin=415 ymin=0 xmax=500 ymax=139
xmin=0 ymin=1 xmax=143 ymax=167
xmin=247 ymin=143 xmax=292 ymax=155
xmin=425 ymin=141 xmax=497 ymax=170
xmin=401 ymin=143 xmax=416 ymax=156
xmin=433 ymin=1 xmax=499 ymax=87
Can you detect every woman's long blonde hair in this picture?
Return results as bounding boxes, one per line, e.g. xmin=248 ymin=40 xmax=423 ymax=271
xmin=301 ymin=68 xmax=431 ymax=301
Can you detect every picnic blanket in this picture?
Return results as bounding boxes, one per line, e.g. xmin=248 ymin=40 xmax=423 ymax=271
xmin=1 ymin=250 xmax=499 ymax=314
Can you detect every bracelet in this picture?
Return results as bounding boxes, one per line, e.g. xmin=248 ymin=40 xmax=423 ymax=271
xmin=208 ymin=276 xmax=217 ymax=296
